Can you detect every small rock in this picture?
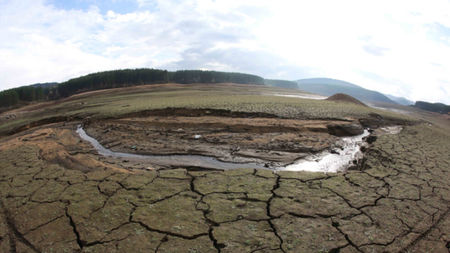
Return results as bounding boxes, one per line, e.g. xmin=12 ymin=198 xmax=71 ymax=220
xmin=230 ymin=146 xmax=240 ymax=152
xmin=366 ymin=135 xmax=377 ymax=144
xmin=359 ymin=113 xmax=384 ymax=128
xmin=327 ymin=123 xmax=364 ymax=137
xmin=330 ymin=149 xmax=340 ymax=154
xmin=348 ymin=165 xmax=359 ymax=170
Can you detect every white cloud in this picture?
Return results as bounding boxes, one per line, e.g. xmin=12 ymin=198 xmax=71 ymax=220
xmin=0 ymin=0 xmax=449 ymax=103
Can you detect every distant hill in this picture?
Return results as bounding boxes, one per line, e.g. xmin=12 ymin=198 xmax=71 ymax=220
xmin=413 ymin=101 xmax=450 ymax=114
xmin=264 ymin=79 xmax=298 ymax=89
xmin=296 ymin=78 xmax=396 ymax=104
xmin=386 ymin=94 xmax=414 ymax=106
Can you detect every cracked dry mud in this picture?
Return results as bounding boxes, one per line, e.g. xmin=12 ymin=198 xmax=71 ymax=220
xmin=0 ymin=123 xmax=449 ymax=253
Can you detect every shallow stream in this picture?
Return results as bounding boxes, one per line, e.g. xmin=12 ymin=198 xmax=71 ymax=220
xmin=77 ymin=125 xmax=372 ymax=172
xmin=284 ymin=130 xmax=369 ymax=172
xmin=77 ymin=126 xmax=267 ymax=170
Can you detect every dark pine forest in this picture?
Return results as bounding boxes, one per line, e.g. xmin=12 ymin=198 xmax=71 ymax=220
xmin=0 ymin=69 xmax=265 ymax=108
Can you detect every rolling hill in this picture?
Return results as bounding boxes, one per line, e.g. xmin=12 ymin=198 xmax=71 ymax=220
xmin=413 ymin=101 xmax=450 ymax=114
xmin=386 ymin=94 xmax=414 ymax=106
xmin=296 ymin=78 xmax=396 ymax=104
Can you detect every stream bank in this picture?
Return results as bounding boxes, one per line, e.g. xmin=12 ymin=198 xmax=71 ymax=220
xmin=77 ymin=125 xmax=384 ymax=172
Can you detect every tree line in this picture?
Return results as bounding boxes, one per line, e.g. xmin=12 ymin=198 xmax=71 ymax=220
xmin=0 ymin=69 xmax=265 ymax=108
xmin=0 ymin=86 xmax=47 ymax=107
xmin=170 ymin=70 xmax=264 ymax=84
xmin=413 ymin=101 xmax=450 ymax=114
xmin=264 ymin=79 xmax=298 ymax=89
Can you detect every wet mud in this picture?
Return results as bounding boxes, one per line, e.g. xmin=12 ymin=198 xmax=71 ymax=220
xmin=82 ymin=109 xmax=367 ymax=170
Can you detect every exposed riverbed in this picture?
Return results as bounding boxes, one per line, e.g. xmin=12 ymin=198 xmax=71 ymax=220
xmin=77 ymin=126 xmax=268 ymax=170
xmin=77 ymin=125 xmax=374 ymax=172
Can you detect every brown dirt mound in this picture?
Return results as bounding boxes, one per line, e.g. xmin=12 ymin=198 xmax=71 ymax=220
xmin=326 ymin=93 xmax=367 ymax=107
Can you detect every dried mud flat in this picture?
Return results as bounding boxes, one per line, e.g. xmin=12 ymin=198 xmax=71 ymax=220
xmin=0 ymin=122 xmax=448 ymax=252
xmin=0 ymin=106 xmax=448 ymax=252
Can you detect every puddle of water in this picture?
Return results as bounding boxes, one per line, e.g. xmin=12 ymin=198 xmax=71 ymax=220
xmin=267 ymin=93 xmax=326 ymax=100
xmin=281 ymin=130 xmax=370 ymax=173
xmin=76 ymin=126 xmax=267 ymax=170
xmin=369 ymin=105 xmax=411 ymax=115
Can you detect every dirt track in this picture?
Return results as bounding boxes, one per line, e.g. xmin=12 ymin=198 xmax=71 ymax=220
xmin=0 ymin=119 xmax=449 ymax=252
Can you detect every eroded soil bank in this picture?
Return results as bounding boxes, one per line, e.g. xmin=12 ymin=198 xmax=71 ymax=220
xmin=83 ymin=108 xmax=370 ymax=169
xmin=78 ymin=126 xmax=373 ymax=172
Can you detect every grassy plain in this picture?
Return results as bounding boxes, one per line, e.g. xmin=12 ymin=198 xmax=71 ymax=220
xmin=0 ymin=83 xmax=414 ymax=135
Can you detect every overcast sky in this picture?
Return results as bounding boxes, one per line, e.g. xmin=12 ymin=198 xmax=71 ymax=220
xmin=1 ymin=0 xmax=450 ymax=103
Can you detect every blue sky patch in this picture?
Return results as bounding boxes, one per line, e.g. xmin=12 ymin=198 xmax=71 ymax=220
xmin=46 ymin=0 xmax=141 ymax=14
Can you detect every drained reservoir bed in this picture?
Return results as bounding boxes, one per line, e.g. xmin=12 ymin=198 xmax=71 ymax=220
xmin=77 ymin=125 xmax=373 ymax=172
xmin=77 ymin=126 xmax=268 ymax=170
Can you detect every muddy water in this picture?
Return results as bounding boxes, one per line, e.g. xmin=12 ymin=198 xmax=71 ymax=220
xmin=76 ymin=126 xmax=268 ymax=170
